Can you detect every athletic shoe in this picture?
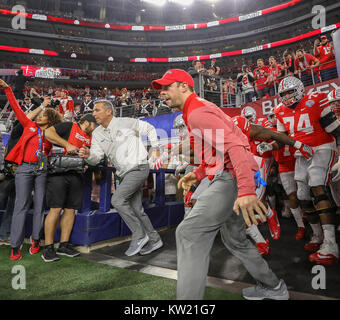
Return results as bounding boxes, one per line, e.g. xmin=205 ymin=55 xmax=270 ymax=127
xmin=242 ymin=279 xmax=289 ymax=300
xmin=295 ymin=227 xmax=306 ymax=240
xmin=56 ymin=243 xmax=80 ymax=257
xmin=29 ymin=239 xmax=40 ymax=255
xmin=255 ymin=239 xmax=270 ymax=256
xmin=139 ymin=239 xmax=163 ymax=255
xmin=125 ymin=234 xmax=149 ymax=257
xmin=41 ymin=246 xmax=60 ymax=262
xmin=10 ymin=246 xmax=22 ymax=261
xmin=309 ymin=241 xmax=339 ymax=266
xmin=267 ymin=209 xmax=281 ymax=240
xmin=304 ymin=235 xmax=323 ymax=252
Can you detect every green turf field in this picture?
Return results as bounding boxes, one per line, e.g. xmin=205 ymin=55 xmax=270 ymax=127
xmin=0 ymin=244 xmax=244 ymax=300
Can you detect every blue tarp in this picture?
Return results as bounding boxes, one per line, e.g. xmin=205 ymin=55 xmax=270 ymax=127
xmin=140 ymin=112 xmax=182 ymax=141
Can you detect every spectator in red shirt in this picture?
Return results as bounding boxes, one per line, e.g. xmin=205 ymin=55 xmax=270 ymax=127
xmin=313 ymin=35 xmax=338 ymax=82
xmin=294 ymin=49 xmax=320 ymax=87
xmin=253 ymin=59 xmax=270 ymax=100
xmin=266 ymin=56 xmax=282 ymax=97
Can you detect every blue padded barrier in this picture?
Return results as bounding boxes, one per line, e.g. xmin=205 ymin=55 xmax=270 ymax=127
xmin=0 ymin=167 xmax=185 ymax=246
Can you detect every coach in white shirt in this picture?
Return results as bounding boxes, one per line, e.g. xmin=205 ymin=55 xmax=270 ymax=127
xmin=79 ymin=99 xmax=163 ymax=256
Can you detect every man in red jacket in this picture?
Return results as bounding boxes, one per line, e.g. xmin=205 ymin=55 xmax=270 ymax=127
xmin=152 ymin=69 xmax=289 ymax=300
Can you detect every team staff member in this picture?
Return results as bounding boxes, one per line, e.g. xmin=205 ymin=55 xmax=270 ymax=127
xmin=0 ymin=79 xmax=63 ymax=261
xmin=79 ymin=100 xmax=163 ymax=256
xmin=152 ymin=69 xmax=288 ymax=300
xmin=41 ymin=114 xmax=97 ymax=262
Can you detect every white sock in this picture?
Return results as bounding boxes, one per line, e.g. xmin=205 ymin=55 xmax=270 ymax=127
xmin=246 ymin=225 xmax=266 ymax=244
xmin=266 ymin=206 xmax=273 ymax=218
xmin=322 ymin=224 xmax=336 ymax=244
xmin=310 ymin=223 xmax=323 ymax=240
xmin=290 ymin=207 xmax=304 ymax=228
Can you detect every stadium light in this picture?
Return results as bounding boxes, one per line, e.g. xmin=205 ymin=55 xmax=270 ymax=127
xmin=140 ymin=0 xmax=166 ymax=6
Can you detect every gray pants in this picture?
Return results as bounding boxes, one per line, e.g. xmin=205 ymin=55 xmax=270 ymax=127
xmin=111 ymin=164 xmax=160 ymax=242
xmin=176 ymin=171 xmax=279 ymax=300
xmin=10 ymin=163 xmax=47 ymax=248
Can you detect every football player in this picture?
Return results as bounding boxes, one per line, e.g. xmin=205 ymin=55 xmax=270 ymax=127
xmin=274 ymin=76 xmax=340 ymax=266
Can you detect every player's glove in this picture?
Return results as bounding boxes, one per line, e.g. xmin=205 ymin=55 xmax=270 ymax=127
xmin=331 ymin=159 xmax=340 ymax=182
xmin=184 ymin=185 xmax=196 ymax=207
xmin=256 ymin=142 xmax=273 ymax=155
xmin=293 ymin=141 xmax=314 ymax=160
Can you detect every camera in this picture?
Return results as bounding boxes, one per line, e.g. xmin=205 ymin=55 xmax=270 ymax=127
xmin=50 ymin=98 xmax=60 ymax=108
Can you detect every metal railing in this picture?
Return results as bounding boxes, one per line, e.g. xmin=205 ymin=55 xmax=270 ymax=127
xmin=114 ymin=99 xmax=174 ymax=118
xmin=248 ymin=59 xmax=337 ymax=101
xmin=197 ymin=59 xmax=338 ymax=108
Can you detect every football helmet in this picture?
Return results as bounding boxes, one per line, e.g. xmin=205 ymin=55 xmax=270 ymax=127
xmin=327 ymin=89 xmax=340 ymax=114
xmin=173 ymin=114 xmax=188 ymax=141
xmin=266 ymin=109 xmax=277 ymax=127
xmin=278 ymin=76 xmax=305 ymax=108
xmin=241 ymin=106 xmax=257 ymax=123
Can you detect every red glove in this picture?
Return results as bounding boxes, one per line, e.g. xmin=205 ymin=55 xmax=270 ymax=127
xmin=184 ymin=186 xmax=196 ymax=207
xmin=294 ymin=141 xmax=314 ymax=160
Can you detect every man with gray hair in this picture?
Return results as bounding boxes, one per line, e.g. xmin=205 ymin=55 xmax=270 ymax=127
xmin=79 ymin=100 xmax=163 ymax=256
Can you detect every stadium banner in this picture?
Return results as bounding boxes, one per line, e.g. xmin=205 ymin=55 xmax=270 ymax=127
xmin=0 ymin=0 xmax=302 ymax=32
xmin=20 ymin=65 xmax=61 ymax=79
xmin=220 ymin=78 xmax=340 ymax=119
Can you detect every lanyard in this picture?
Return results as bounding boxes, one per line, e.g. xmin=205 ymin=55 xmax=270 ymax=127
xmin=36 ymin=128 xmax=45 ymax=157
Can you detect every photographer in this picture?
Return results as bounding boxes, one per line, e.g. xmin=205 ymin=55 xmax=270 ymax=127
xmin=0 ymin=79 xmax=63 ymax=261
xmin=237 ymin=65 xmax=255 ymax=103
xmin=42 ymin=114 xmax=97 ymax=262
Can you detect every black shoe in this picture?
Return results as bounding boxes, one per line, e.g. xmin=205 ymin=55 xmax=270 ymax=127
xmin=56 ymin=243 xmax=80 ymax=257
xmin=41 ymin=246 xmax=60 ymax=262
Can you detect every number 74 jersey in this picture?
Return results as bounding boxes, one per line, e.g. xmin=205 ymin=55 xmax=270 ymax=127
xmin=274 ymin=91 xmax=335 ymax=148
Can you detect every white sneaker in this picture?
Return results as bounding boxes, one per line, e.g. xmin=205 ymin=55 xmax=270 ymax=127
xmin=125 ymin=234 xmax=149 ymax=257
xmin=309 ymin=240 xmax=339 ymax=266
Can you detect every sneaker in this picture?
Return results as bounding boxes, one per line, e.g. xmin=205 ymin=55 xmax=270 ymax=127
xmin=304 ymin=234 xmax=323 ymax=252
xmin=125 ymin=234 xmax=149 ymax=257
xmin=242 ymin=279 xmax=289 ymax=300
xmin=139 ymin=239 xmax=163 ymax=255
xmin=309 ymin=241 xmax=339 ymax=266
xmin=267 ymin=209 xmax=281 ymax=240
xmin=56 ymin=243 xmax=80 ymax=257
xmin=10 ymin=246 xmax=22 ymax=261
xmin=255 ymin=239 xmax=270 ymax=256
xmin=41 ymin=246 xmax=60 ymax=262
xmin=295 ymin=227 xmax=306 ymax=240
xmin=29 ymin=239 xmax=40 ymax=255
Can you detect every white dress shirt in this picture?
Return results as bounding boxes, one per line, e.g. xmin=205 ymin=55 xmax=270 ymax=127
xmin=86 ymin=117 xmax=159 ymax=177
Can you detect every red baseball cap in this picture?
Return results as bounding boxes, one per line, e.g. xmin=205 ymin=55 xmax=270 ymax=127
xmin=152 ymin=69 xmax=194 ymax=90
xmin=321 ymin=35 xmax=327 ymax=39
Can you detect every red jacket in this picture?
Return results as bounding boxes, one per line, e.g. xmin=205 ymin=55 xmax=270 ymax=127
xmin=4 ymin=87 xmax=52 ymax=165
xmin=182 ymin=93 xmax=258 ymax=198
